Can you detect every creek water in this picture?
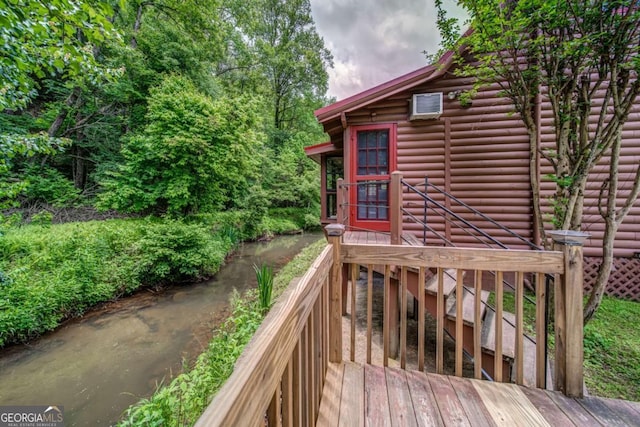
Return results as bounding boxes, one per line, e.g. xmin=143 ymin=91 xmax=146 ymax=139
xmin=0 ymin=233 xmax=322 ymax=426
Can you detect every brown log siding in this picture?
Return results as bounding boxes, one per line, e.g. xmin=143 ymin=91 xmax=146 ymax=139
xmin=327 ymin=67 xmax=639 ymax=259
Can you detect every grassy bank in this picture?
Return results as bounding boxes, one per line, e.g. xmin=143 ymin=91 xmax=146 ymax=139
xmin=584 ymin=296 xmax=640 ymax=401
xmin=0 ymin=209 xmax=316 ymax=348
xmin=119 ymin=238 xmax=327 ymax=426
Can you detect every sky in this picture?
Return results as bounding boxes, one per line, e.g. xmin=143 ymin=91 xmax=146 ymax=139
xmin=309 ymin=0 xmax=467 ymax=101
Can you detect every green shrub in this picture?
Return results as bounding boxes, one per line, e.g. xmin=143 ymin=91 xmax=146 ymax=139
xmin=0 ymin=209 xmax=316 ymax=348
xmin=97 ymin=75 xmax=265 ymax=216
xmin=19 ymin=164 xmax=81 ymax=207
xmin=0 ymin=219 xmax=226 ymax=347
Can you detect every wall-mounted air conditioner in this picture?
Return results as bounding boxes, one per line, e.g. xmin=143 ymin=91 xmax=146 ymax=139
xmin=410 ymin=92 xmax=443 ymax=120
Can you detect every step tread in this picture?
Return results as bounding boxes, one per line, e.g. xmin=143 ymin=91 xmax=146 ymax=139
xmin=481 ymin=309 xmax=517 ymax=359
xmin=424 ymin=268 xmax=458 ymax=297
xmin=446 ymin=288 xmax=490 ymax=326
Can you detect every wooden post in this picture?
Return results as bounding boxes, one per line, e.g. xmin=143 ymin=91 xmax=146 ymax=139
xmin=550 ymin=230 xmax=588 ymax=398
xmin=336 ymin=178 xmax=345 ymax=226
xmin=390 ymin=171 xmax=403 ymax=245
xmin=389 ymin=277 xmax=399 ymax=358
xmin=389 ymin=172 xmax=402 ymax=355
xmin=326 ymin=224 xmax=345 ymax=363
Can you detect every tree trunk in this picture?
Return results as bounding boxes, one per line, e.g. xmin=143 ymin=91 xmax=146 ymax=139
xmin=131 ymin=3 xmax=146 ymax=48
xmin=584 ymin=132 xmax=623 ymax=324
xmin=48 ymin=87 xmax=82 ymax=137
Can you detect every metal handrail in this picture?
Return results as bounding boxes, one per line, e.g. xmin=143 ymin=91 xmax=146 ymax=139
xmin=402 ymin=176 xmax=550 ymax=387
xmin=406 ymin=179 xmax=542 ymax=250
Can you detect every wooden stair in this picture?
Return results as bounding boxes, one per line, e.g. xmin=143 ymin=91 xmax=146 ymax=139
xmin=406 ymin=268 xmax=544 ymax=388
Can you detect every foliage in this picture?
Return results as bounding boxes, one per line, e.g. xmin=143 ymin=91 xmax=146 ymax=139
xmin=0 ymin=208 xmax=315 ymax=348
xmin=1 ymin=0 xmax=329 ymax=220
xmin=0 ymin=0 xmax=123 ymax=109
xmin=254 ymin=263 xmax=274 ymax=313
xmin=226 ymin=0 xmax=332 ymax=133
xmin=97 ymin=75 xmax=265 ymax=216
xmin=437 ymin=0 xmax=640 ymax=322
xmin=0 ymin=133 xmax=71 ymax=209
xmin=118 ymin=237 xmax=326 ymax=425
xmin=0 ymin=219 xmax=230 ymax=347
xmin=17 ymin=164 xmax=81 ymax=207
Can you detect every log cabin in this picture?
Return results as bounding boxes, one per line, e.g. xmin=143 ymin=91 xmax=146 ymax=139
xmin=305 ymin=48 xmax=640 ymax=300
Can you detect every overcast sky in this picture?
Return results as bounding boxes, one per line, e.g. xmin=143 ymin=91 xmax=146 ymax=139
xmin=309 ymin=0 xmax=467 ymax=101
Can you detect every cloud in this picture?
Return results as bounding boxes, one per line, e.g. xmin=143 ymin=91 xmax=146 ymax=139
xmin=310 ymin=0 xmax=467 ymax=100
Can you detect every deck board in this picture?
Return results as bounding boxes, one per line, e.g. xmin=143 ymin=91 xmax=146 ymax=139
xmin=405 ymin=370 xmax=444 ymax=427
xmin=385 ymin=367 xmax=418 ymax=427
xmin=448 ymin=375 xmax=496 ymax=427
xmin=471 ymin=379 xmax=550 ymax=426
xmin=340 ymin=362 xmax=364 ymax=427
xmin=519 ymin=386 xmax=575 ymax=427
xmin=577 ymin=396 xmax=633 ymax=427
xmin=344 ymin=231 xmax=422 ymax=247
xmin=317 ymin=362 xmax=640 ymax=427
xmin=364 ymin=364 xmax=391 ymax=427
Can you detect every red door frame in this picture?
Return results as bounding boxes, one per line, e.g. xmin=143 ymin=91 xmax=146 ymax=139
xmin=349 ymin=123 xmax=397 ymax=231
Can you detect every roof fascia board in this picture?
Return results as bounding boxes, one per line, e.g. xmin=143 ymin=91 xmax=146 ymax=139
xmin=315 ymin=50 xmax=457 ymax=124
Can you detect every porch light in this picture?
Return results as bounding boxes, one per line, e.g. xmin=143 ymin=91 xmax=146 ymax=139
xmin=548 ymin=230 xmax=590 ymax=246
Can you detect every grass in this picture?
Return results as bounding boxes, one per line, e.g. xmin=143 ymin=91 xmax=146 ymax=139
xmin=488 ymin=287 xmax=640 ymax=401
xmin=119 ymin=238 xmax=327 ymax=426
xmin=583 ymin=296 xmax=640 ymax=401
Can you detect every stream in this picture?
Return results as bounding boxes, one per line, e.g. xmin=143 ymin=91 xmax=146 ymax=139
xmin=0 ymin=232 xmax=322 ymax=426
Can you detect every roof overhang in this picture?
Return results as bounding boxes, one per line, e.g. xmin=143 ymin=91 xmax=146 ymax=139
xmin=315 ymin=29 xmax=473 ymax=126
xmin=304 ymin=141 xmax=340 ymax=163
xmin=315 ymin=51 xmax=455 ymax=125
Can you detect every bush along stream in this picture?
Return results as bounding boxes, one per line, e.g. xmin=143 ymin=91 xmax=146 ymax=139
xmin=0 ymin=208 xmax=317 ymax=348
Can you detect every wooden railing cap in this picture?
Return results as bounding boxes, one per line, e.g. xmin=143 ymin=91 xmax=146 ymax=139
xmin=325 ymin=223 xmax=345 ymax=237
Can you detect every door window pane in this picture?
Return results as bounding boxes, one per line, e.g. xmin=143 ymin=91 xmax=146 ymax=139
xmin=356 ymin=130 xmax=389 ymax=176
xmin=356 ymin=182 xmax=389 ymax=220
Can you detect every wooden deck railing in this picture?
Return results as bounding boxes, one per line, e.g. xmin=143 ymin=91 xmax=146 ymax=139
xmin=197 ymin=225 xmax=586 ymax=426
xmin=195 ymin=245 xmax=335 ymax=426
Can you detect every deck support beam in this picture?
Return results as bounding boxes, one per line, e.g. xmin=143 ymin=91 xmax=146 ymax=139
xmin=550 ymin=230 xmax=588 ymax=398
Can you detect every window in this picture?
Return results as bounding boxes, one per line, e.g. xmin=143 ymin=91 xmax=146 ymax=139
xmin=357 ymin=130 xmax=389 ymax=176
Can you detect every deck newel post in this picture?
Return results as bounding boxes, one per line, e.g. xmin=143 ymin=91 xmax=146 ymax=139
xmin=390 ymin=171 xmax=403 ymax=245
xmin=550 ymin=230 xmax=588 ymax=398
xmin=326 ymin=224 xmax=345 ymax=363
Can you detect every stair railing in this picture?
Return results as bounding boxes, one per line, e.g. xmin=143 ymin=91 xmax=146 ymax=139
xmin=399 ymin=175 xmax=552 ymax=387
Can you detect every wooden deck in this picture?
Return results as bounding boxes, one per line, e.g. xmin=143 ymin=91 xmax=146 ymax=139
xmin=317 ymin=361 xmax=640 ymax=426
xmin=344 ymin=230 xmax=423 ymax=246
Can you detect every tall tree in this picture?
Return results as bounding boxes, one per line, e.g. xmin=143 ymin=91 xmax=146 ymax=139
xmin=437 ymin=1 xmax=640 ymax=322
xmin=235 ymin=0 xmax=332 ymax=134
xmin=97 ymin=75 xmax=264 ymax=216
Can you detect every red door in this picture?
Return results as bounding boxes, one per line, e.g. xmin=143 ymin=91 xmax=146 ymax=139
xmin=350 ymin=124 xmax=397 ymax=231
